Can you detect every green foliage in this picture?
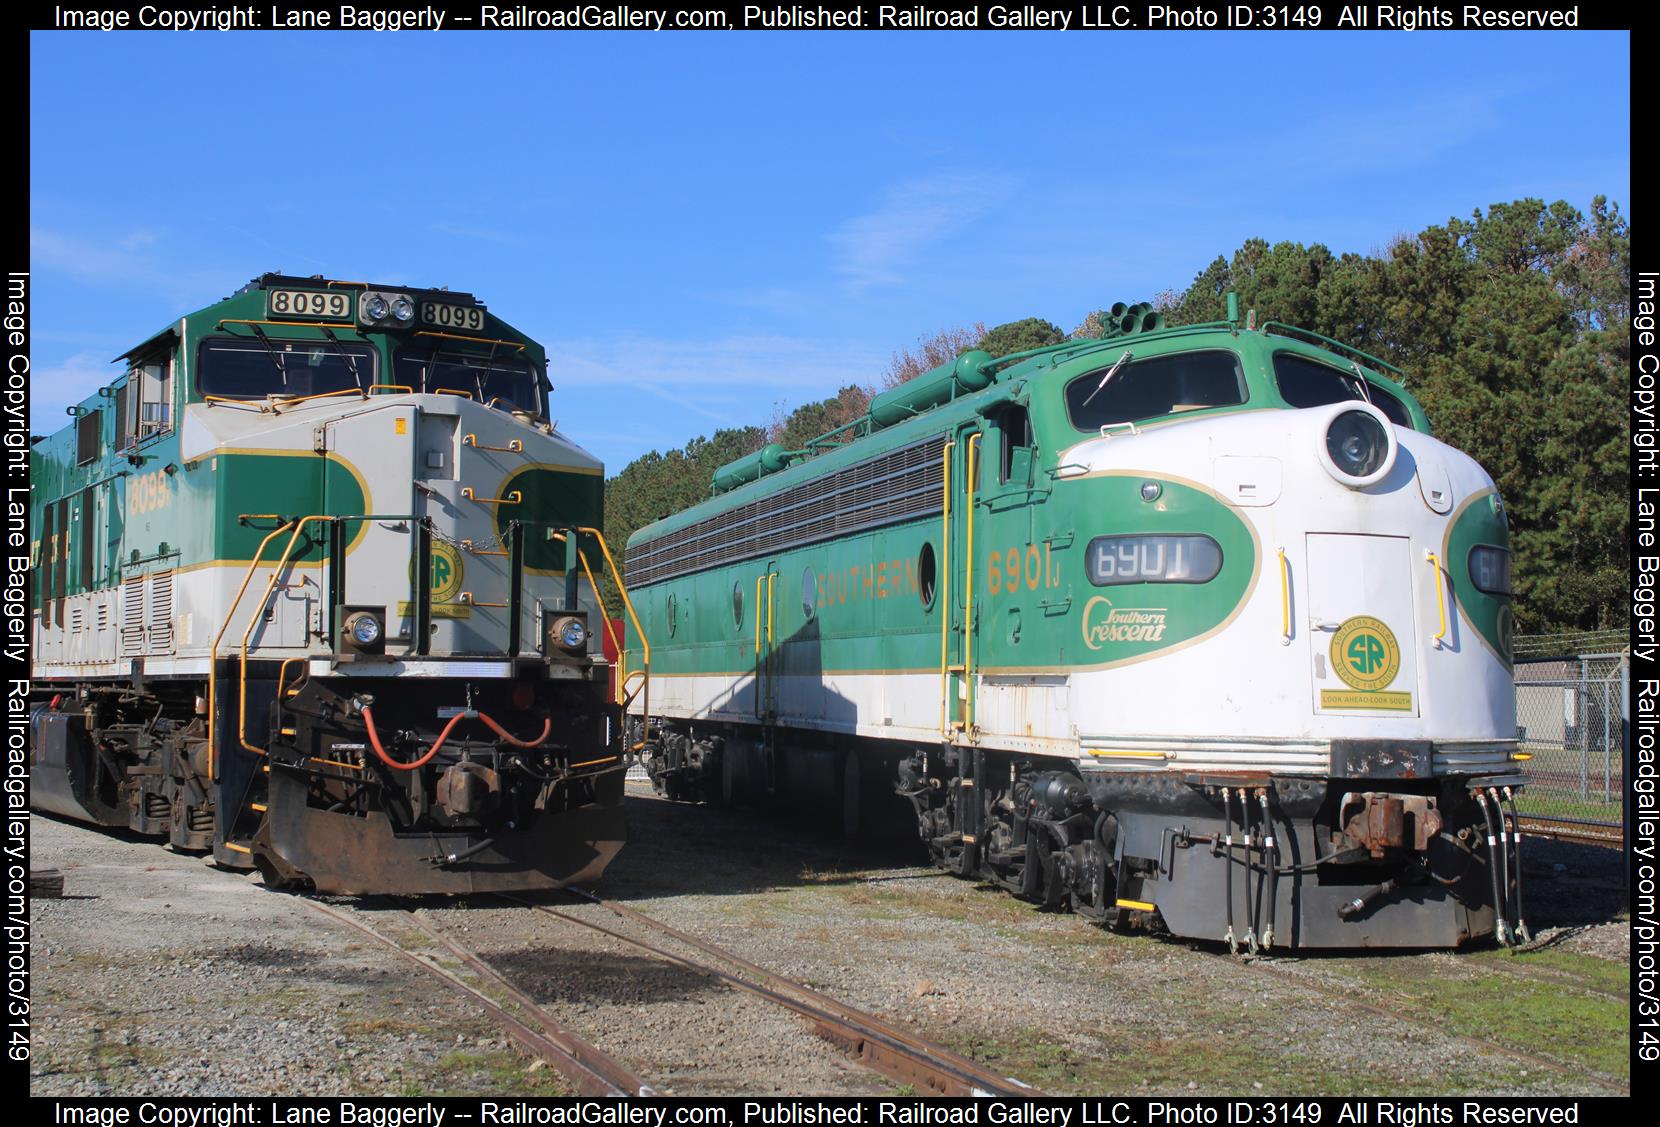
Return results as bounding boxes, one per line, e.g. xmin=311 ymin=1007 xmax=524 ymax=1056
xmin=882 ymin=324 xmax=986 ymax=389
xmin=768 ymin=384 xmax=872 ymax=450
xmin=600 ymin=426 xmax=764 ymax=615
xmin=1161 ymin=196 xmax=1630 ymax=632
xmin=978 ymin=317 xmax=1065 ymax=358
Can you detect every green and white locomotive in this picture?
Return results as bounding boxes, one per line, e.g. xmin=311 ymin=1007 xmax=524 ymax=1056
xmin=30 ymin=274 xmax=629 ymax=894
xmin=630 ymin=301 xmax=1527 ymax=949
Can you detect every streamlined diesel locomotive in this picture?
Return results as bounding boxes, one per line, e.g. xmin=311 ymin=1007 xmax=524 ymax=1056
xmin=629 ymin=301 xmax=1528 ymax=950
xmin=30 ymin=274 xmax=633 ymax=894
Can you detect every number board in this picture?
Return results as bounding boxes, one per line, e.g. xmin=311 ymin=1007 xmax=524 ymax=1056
xmin=420 ymin=300 xmax=486 ymax=333
xmin=267 ymin=288 xmax=352 ymax=321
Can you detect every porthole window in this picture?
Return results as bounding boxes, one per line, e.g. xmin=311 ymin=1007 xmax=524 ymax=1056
xmin=666 ymin=593 xmax=677 ymax=637
xmin=918 ymin=543 xmax=938 ymax=609
xmin=732 ymin=580 xmax=744 ymax=629
xmin=802 ymin=567 xmax=817 ymax=620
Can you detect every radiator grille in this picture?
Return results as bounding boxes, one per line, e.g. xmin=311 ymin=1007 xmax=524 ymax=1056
xmin=119 ymin=577 xmax=146 ymax=656
xmin=626 ymin=433 xmax=949 ymax=588
xmin=146 ymin=572 xmax=175 ymax=654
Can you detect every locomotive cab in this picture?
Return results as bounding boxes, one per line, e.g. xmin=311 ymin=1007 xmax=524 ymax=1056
xmin=31 ymin=274 xmax=638 ymax=895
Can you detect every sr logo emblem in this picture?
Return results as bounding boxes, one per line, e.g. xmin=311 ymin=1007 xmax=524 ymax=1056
xmin=1329 ymin=616 xmax=1401 ymax=692
xmin=410 ymin=541 xmax=465 ymax=603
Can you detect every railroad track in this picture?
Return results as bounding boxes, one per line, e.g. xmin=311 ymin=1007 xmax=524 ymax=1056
xmin=305 ymin=892 xmax=1040 ymax=1097
xmin=499 ymin=889 xmax=1042 ymax=1098
xmin=301 ymin=898 xmax=656 ymax=1097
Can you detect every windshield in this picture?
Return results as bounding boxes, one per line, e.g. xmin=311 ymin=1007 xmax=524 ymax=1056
xmin=395 ymin=347 xmax=543 ymax=416
xmin=1065 ymin=350 xmax=1246 ymax=431
xmin=197 ymin=337 xmax=373 ymax=400
xmin=1273 ymin=353 xmax=1412 ymax=427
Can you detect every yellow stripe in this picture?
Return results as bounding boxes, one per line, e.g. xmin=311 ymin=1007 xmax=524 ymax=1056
xmin=250 ymin=803 xmax=267 ymax=813
xmin=223 ymin=842 xmax=252 ymax=855
xmin=1086 ymin=749 xmax=1172 ymax=759
xmin=1116 ymin=898 xmax=1155 ymax=912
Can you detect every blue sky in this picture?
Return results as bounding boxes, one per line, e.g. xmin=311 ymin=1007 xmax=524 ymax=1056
xmin=29 ymin=30 xmax=1629 ymax=469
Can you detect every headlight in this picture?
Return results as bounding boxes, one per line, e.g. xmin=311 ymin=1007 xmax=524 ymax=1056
xmin=359 ymin=290 xmax=415 ymax=329
xmin=1317 ymin=404 xmax=1396 ymax=488
xmin=547 ymin=614 xmax=589 ymax=655
xmin=340 ymin=608 xmax=386 ymax=654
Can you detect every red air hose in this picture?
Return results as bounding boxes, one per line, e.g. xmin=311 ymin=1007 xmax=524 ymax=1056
xmin=360 ymin=708 xmax=549 ymax=770
xmin=362 ymin=707 xmax=463 ymax=771
xmin=475 ymin=711 xmax=553 ymax=748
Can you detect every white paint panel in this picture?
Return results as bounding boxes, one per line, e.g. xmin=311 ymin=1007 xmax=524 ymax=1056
xmin=1306 ymin=533 xmax=1420 ymax=717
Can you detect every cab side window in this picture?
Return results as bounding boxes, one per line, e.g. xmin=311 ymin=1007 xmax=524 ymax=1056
xmin=127 ymin=353 xmax=174 ymax=442
xmin=993 ymin=405 xmax=1036 ymax=487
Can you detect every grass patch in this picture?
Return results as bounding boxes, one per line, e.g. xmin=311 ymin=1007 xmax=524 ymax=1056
xmin=947 ymin=1024 xmax=1530 ymax=1096
xmin=1467 ymin=945 xmax=1630 ymax=996
xmin=428 ymin=1049 xmax=574 ymax=1096
xmin=1342 ymin=962 xmax=1628 ymax=1081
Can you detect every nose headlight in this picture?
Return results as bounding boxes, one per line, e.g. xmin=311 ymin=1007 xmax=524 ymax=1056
xmin=1317 ymin=404 xmax=1396 ymax=488
xmin=339 ymin=607 xmax=386 ymax=654
xmin=545 ymin=613 xmax=590 ymax=656
xmin=359 ymin=290 xmax=416 ymax=329
xmin=350 ymin=614 xmax=382 ymax=646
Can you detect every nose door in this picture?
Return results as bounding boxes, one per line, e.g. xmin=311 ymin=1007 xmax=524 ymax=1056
xmin=1306 ymin=533 xmax=1421 ymax=717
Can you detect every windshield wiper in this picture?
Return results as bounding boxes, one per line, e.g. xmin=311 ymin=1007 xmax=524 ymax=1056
xmin=320 ymin=327 xmax=366 ymax=393
xmin=246 ymin=323 xmax=289 ymax=388
xmin=1079 ymin=350 xmax=1133 ymax=408
xmin=1349 ymin=360 xmax=1374 ymax=403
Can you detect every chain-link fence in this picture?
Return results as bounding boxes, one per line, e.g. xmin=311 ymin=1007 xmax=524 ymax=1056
xmin=1513 ymin=652 xmax=1626 ymax=843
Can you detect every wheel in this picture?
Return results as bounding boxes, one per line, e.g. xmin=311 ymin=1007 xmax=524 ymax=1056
xmin=841 ymin=752 xmax=862 ymax=842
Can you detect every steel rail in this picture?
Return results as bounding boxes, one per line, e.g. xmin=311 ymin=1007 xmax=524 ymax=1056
xmin=302 ymin=898 xmax=655 ymax=1097
xmin=501 ymin=891 xmax=1040 ymax=1098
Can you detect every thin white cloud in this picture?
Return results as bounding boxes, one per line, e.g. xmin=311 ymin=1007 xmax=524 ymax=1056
xmin=30 ymin=225 xmax=223 ymax=303
xmin=829 ymin=173 xmax=1015 ymax=291
xmin=30 ymin=350 xmax=115 ymax=432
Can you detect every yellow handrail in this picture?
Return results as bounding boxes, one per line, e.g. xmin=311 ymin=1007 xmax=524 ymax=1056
xmin=216 ymin=318 xmax=365 ymax=333
xmin=414 ymin=330 xmax=527 ymax=351
xmin=573 ymin=547 xmax=623 ymax=663
xmin=939 ymin=439 xmax=954 ymax=737
xmin=269 ymin=388 xmax=369 ymax=413
xmin=435 ymin=388 xmax=475 ymax=399
xmin=1427 ymin=550 xmax=1450 ymax=649
xmin=463 ymin=434 xmax=524 ymax=453
xmin=275 ymin=656 xmax=308 ymax=701
xmin=460 ymin=487 xmax=522 ymax=506
xmin=207 ymin=521 xmax=296 ymax=779
xmin=964 ymin=433 xmax=981 ymax=735
xmin=240 ymin=517 xmax=333 ymax=757
xmin=1277 ymin=547 xmax=1291 ymax=646
xmin=576 ymin=527 xmax=650 ymax=736
xmin=369 ymin=384 xmax=415 ymax=395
